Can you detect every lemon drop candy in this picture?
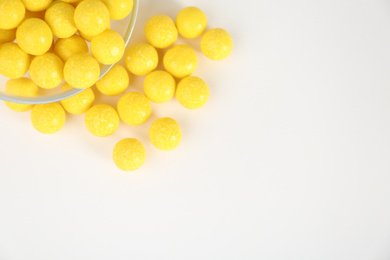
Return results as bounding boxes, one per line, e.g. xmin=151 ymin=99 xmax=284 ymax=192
xmin=22 ymin=0 xmax=51 ymax=12
xmin=85 ymin=104 xmax=119 ymax=137
xmin=64 ymin=53 xmax=100 ymax=89
xmin=201 ymin=28 xmax=233 ymax=60
xmin=31 ymin=103 xmax=66 ymax=134
xmin=30 ymin=53 xmax=64 ymax=89
xmin=163 ymin=45 xmax=197 ymax=78
xmin=24 ymin=10 xmax=46 ymax=21
xmin=45 ymin=3 xmax=77 ymax=39
xmin=149 ymin=117 xmax=182 ymax=151
xmin=176 ymin=7 xmax=207 ymax=39
xmin=143 ymin=70 xmax=175 ymax=103
xmin=4 ymin=78 xmax=39 ymax=112
xmin=0 ymin=0 xmax=25 ymax=30
xmin=54 ymin=35 xmax=89 ymax=62
xmin=0 ymin=43 xmax=31 ymax=79
xmin=145 ymin=15 xmax=178 ymax=49
xmin=91 ymin=29 xmax=125 ymax=64
xmin=117 ymin=92 xmax=152 ymax=126
xmin=74 ymin=0 xmax=110 ymax=37
xmin=124 ymin=43 xmax=158 ymax=76
xmin=60 ymin=83 xmax=95 ymax=114
xmin=16 ymin=18 xmax=53 ymax=56
xmin=0 ymin=28 xmax=16 ymax=45
xmin=101 ymin=0 xmax=133 ymax=20
xmin=176 ymin=76 xmax=209 ymax=109
xmin=96 ymin=64 xmax=129 ymax=96
xmin=113 ymin=138 xmax=146 ymax=171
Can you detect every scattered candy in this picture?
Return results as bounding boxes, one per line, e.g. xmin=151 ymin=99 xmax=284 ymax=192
xmin=85 ymin=104 xmax=119 ymax=137
xmin=102 ymin=0 xmax=134 ymax=20
xmin=113 ymin=138 xmax=146 ymax=171
xmin=201 ymin=28 xmax=233 ymax=60
xmin=163 ymin=44 xmax=198 ymax=78
xmin=16 ymin=18 xmax=53 ymax=55
xmin=117 ymin=92 xmax=152 ymax=126
xmin=96 ymin=64 xmax=129 ymax=96
xmin=5 ymin=78 xmax=38 ymax=112
xmin=124 ymin=43 xmax=158 ymax=76
xmin=176 ymin=6 xmax=207 ymax=39
xmin=149 ymin=117 xmax=182 ymax=151
xmin=176 ymin=76 xmax=209 ymax=109
xmin=91 ymin=29 xmax=125 ymax=64
xmin=29 ymin=53 xmax=64 ymax=89
xmin=145 ymin=15 xmax=178 ymax=49
xmin=60 ymin=83 xmax=95 ymax=115
xmin=143 ymin=70 xmax=175 ymax=103
xmin=63 ymin=53 xmax=100 ymax=89
xmin=31 ymin=103 xmax=66 ymax=134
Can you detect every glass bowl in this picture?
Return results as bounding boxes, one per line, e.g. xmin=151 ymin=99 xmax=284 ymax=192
xmin=0 ymin=0 xmax=139 ymax=105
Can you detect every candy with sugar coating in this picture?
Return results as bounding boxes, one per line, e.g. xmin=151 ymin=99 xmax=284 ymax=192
xmin=0 ymin=28 xmax=16 ymax=45
xmin=101 ymin=0 xmax=133 ymax=20
xmin=163 ymin=44 xmax=197 ymax=78
xmin=143 ymin=70 xmax=175 ymax=103
xmin=30 ymin=53 xmax=64 ymax=89
xmin=96 ymin=64 xmax=129 ymax=96
xmin=149 ymin=117 xmax=182 ymax=151
xmin=145 ymin=15 xmax=178 ymax=49
xmin=201 ymin=28 xmax=233 ymax=60
xmin=64 ymin=53 xmax=100 ymax=89
xmin=0 ymin=0 xmax=25 ymax=30
xmin=176 ymin=7 xmax=207 ymax=39
xmin=91 ymin=29 xmax=125 ymax=64
xmin=113 ymin=138 xmax=146 ymax=171
xmin=176 ymin=76 xmax=209 ymax=109
xmin=60 ymin=83 xmax=95 ymax=114
xmin=31 ymin=103 xmax=66 ymax=134
xmin=74 ymin=0 xmax=110 ymax=37
xmin=5 ymin=78 xmax=38 ymax=112
xmin=85 ymin=104 xmax=119 ymax=137
xmin=54 ymin=35 xmax=89 ymax=62
xmin=22 ymin=0 xmax=51 ymax=11
xmin=16 ymin=18 xmax=53 ymax=55
xmin=124 ymin=43 xmax=158 ymax=76
xmin=45 ymin=3 xmax=77 ymax=38
xmin=24 ymin=10 xmax=46 ymax=21
xmin=0 ymin=43 xmax=31 ymax=79
xmin=117 ymin=92 xmax=152 ymax=126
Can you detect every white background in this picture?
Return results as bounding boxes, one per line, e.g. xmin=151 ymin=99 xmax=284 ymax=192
xmin=1 ymin=0 xmax=390 ymax=259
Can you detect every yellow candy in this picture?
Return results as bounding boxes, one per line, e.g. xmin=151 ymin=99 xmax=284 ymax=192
xmin=30 ymin=53 xmax=64 ymax=89
xmin=101 ymin=0 xmax=133 ymax=20
xmin=62 ymin=0 xmax=80 ymax=3
xmin=85 ymin=104 xmax=119 ymax=137
xmin=145 ymin=15 xmax=178 ymax=49
xmin=96 ymin=64 xmax=129 ymax=96
xmin=0 ymin=28 xmax=16 ymax=45
xmin=74 ymin=0 xmax=110 ymax=37
xmin=4 ymin=78 xmax=39 ymax=112
xmin=113 ymin=138 xmax=146 ymax=171
xmin=45 ymin=3 xmax=77 ymax=38
xmin=0 ymin=0 xmax=25 ymax=30
xmin=163 ymin=44 xmax=197 ymax=78
xmin=176 ymin=76 xmax=209 ymax=109
xmin=143 ymin=70 xmax=175 ymax=103
xmin=31 ymin=103 xmax=66 ymax=134
xmin=0 ymin=43 xmax=31 ymax=79
xmin=124 ymin=43 xmax=158 ymax=76
xmin=54 ymin=35 xmax=89 ymax=62
xmin=176 ymin=7 xmax=207 ymax=39
xmin=201 ymin=28 xmax=233 ymax=60
xmin=117 ymin=92 xmax=151 ymax=126
xmin=22 ymin=0 xmax=52 ymax=12
xmin=16 ymin=18 xmax=53 ymax=56
xmin=60 ymin=83 xmax=95 ymax=114
xmin=91 ymin=29 xmax=125 ymax=64
xmin=149 ymin=117 xmax=182 ymax=151
xmin=64 ymin=53 xmax=100 ymax=89
xmin=24 ymin=10 xmax=46 ymax=21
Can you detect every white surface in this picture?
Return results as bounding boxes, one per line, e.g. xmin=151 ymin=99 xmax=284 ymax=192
xmin=1 ymin=0 xmax=390 ymax=259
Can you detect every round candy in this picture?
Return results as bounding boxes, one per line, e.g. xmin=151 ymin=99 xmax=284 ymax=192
xmin=21 ymin=0 xmax=51 ymax=11
xmin=124 ymin=43 xmax=158 ymax=76
xmin=117 ymin=92 xmax=152 ymax=126
xmin=74 ymin=0 xmax=110 ymax=37
xmin=30 ymin=53 xmax=64 ymax=89
xmin=113 ymin=138 xmax=146 ymax=171
xmin=85 ymin=104 xmax=119 ymax=137
xmin=54 ymin=35 xmax=89 ymax=62
xmin=91 ymin=29 xmax=125 ymax=64
xmin=143 ymin=70 xmax=175 ymax=103
xmin=145 ymin=15 xmax=178 ymax=49
xmin=16 ymin=18 xmax=53 ymax=56
xmin=176 ymin=76 xmax=209 ymax=109
xmin=163 ymin=44 xmax=197 ymax=78
xmin=101 ymin=0 xmax=133 ymax=20
xmin=24 ymin=10 xmax=46 ymax=21
xmin=0 ymin=28 xmax=16 ymax=45
xmin=0 ymin=0 xmax=25 ymax=30
xmin=64 ymin=53 xmax=100 ymax=89
xmin=62 ymin=0 xmax=79 ymax=3
xmin=60 ymin=83 xmax=95 ymax=114
xmin=149 ymin=117 xmax=182 ymax=151
xmin=96 ymin=64 xmax=129 ymax=96
xmin=201 ymin=28 xmax=233 ymax=60
xmin=31 ymin=103 xmax=66 ymax=134
xmin=0 ymin=43 xmax=31 ymax=79
xmin=4 ymin=78 xmax=39 ymax=112
xmin=45 ymin=3 xmax=77 ymax=39
xmin=176 ymin=7 xmax=207 ymax=39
